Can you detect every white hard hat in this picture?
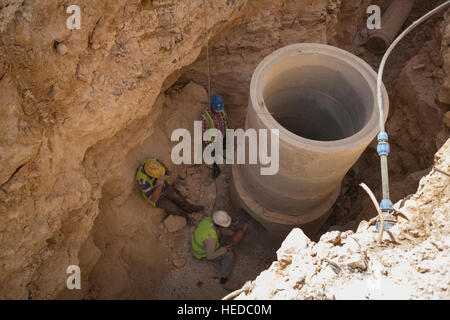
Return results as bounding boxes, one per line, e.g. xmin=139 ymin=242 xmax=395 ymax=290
xmin=212 ymin=210 xmax=231 ymax=228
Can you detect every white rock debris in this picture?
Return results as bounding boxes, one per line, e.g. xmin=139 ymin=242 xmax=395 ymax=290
xmin=235 ymin=139 xmax=450 ymax=300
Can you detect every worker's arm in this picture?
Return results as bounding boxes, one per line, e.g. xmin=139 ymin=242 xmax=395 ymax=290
xmin=149 ymin=174 xmax=165 ymax=203
xmin=138 ymin=179 xmax=152 ymax=193
xmin=204 ymin=238 xmax=228 ymax=260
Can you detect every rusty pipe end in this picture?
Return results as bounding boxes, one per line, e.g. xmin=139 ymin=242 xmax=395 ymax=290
xmin=366 ymin=0 xmax=415 ymax=54
xmin=367 ymin=32 xmax=391 ymax=54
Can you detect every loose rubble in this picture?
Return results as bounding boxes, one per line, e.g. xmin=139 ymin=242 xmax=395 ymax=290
xmin=235 ymin=140 xmax=450 ymax=300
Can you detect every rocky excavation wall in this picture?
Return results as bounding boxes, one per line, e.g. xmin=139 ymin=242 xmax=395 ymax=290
xmin=0 ymin=0 xmax=449 ymax=299
xmin=0 ymin=0 xmax=248 ymax=299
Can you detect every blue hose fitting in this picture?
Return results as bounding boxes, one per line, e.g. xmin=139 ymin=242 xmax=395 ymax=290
xmin=377 ymin=132 xmax=390 ymax=156
xmin=380 ymin=199 xmax=393 ymax=211
xmin=376 ymin=199 xmax=396 ymax=231
xmin=377 ymin=131 xmax=389 ymax=141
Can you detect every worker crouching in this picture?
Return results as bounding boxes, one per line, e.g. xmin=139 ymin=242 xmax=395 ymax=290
xmin=191 ymin=210 xmax=242 ymax=285
xmin=136 ymin=158 xmax=204 ymax=224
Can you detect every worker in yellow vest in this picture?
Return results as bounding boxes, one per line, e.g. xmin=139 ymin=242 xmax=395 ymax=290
xmin=201 ymin=94 xmax=229 ymax=178
xmin=191 ymin=210 xmax=235 ymax=284
xmin=136 ymin=158 xmax=204 ymax=224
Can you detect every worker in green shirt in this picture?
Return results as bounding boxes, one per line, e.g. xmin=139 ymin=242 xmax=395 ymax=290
xmin=191 ymin=210 xmax=244 ymax=284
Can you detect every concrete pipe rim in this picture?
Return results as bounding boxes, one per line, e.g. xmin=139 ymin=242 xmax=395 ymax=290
xmin=250 ymin=43 xmax=389 ymax=153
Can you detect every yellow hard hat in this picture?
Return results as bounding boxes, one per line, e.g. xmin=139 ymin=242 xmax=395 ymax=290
xmin=144 ymin=159 xmax=165 ymax=178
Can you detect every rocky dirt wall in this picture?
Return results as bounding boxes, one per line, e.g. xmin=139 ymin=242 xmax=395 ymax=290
xmin=0 ymin=0 xmax=247 ymax=299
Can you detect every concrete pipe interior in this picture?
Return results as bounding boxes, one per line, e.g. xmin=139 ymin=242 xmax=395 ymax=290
xmin=263 ymin=56 xmax=373 ymax=142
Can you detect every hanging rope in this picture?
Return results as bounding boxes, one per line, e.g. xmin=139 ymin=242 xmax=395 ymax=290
xmin=374 ymin=1 xmax=450 ymax=231
xmin=203 ymin=0 xmax=220 ymax=215
xmin=204 ymin=0 xmax=212 ymax=108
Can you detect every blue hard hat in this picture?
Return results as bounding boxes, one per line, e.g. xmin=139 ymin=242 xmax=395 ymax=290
xmin=211 ymin=94 xmax=224 ymax=111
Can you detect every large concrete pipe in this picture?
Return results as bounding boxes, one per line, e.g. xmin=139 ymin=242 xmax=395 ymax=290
xmin=367 ymin=0 xmax=415 ymax=54
xmin=231 ymin=43 xmax=389 ymax=237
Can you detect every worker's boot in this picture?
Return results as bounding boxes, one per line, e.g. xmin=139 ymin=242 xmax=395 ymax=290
xmin=185 ymin=214 xmax=195 ymax=226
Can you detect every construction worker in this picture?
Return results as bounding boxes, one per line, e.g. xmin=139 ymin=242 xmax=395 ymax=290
xmin=191 ymin=210 xmax=236 ymax=284
xmin=136 ymin=158 xmax=204 ymax=224
xmin=201 ymin=94 xmax=229 ymax=178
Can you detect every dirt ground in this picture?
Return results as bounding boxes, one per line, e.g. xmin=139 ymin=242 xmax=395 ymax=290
xmin=87 ymin=162 xmax=283 ymax=300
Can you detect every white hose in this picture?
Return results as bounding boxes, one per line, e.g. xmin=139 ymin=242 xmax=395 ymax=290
xmin=377 ymin=1 xmax=450 ymax=132
xmin=376 ymin=1 xmax=450 ymax=205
